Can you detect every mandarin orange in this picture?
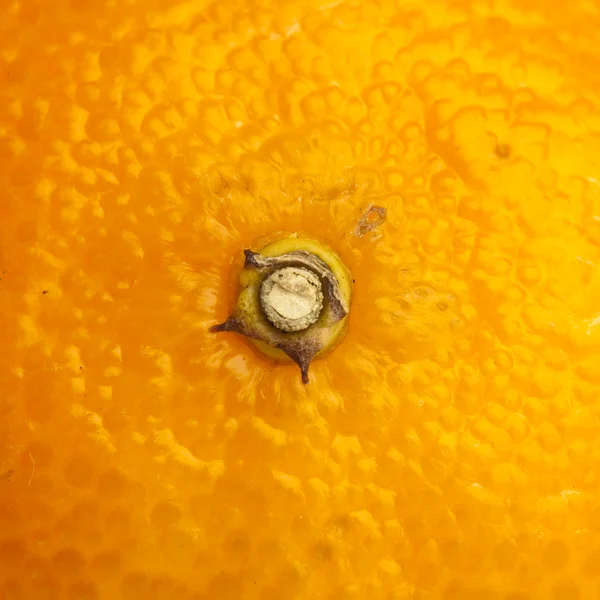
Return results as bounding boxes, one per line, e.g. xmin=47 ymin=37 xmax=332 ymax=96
xmin=2 ymin=0 xmax=600 ymax=599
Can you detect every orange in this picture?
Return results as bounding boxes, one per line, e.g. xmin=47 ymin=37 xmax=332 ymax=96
xmin=1 ymin=0 xmax=600 ymax=598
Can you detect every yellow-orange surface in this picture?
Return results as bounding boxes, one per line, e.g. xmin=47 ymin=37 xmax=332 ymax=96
xmin=2 ymin=0 xmax=600 ymax=598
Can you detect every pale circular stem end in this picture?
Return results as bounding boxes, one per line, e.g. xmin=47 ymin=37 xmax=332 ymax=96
xmin=260 ymin=267 xmax=323 ymax=332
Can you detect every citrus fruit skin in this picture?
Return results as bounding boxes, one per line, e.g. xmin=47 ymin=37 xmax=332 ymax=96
xmin=1 ymin=0 xmax=600 ymax=599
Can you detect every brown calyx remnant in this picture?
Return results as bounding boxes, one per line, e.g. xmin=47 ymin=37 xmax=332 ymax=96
xmin=210 ymin=249 xmax=350 ymax=383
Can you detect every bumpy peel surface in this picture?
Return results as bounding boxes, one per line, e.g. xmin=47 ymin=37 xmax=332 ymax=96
xmin=1 ymin=0 xmax=600 ymax=598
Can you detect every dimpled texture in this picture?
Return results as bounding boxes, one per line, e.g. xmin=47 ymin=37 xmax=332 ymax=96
xmin=2 ymin=0 xmax=600 ymax=598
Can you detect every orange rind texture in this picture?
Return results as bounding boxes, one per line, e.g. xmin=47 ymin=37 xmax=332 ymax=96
xmin=1 ymin=0 xmax=600 ymax=599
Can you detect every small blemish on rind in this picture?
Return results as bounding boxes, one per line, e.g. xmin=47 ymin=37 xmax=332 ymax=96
xmin=355 ymin=205 xmax=387 ymax=237
xmin=495 ymin=142 xmax=511 ymax=159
